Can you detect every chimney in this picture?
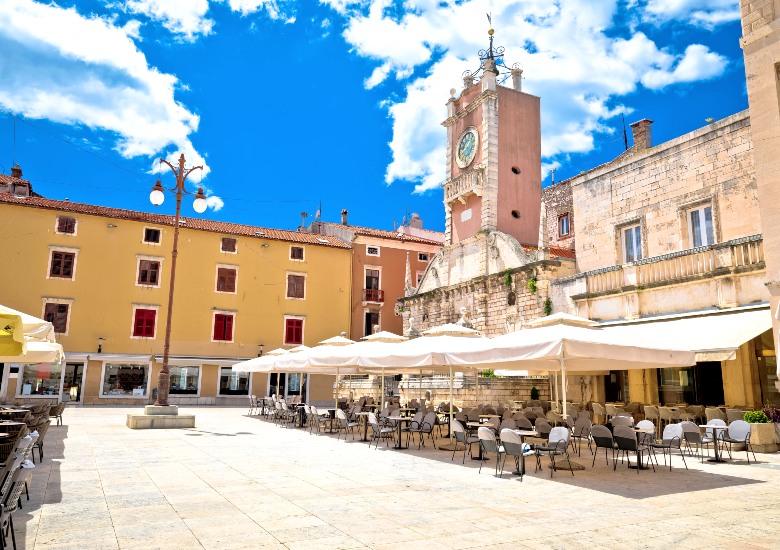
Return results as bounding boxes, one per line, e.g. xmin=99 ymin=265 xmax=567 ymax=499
xmin=11 ymin=164 xmax=22 ymax=179
xmin=340 ymin=209 xmax=348 ymax=226
xmin=511 ymin=67 xmax=523 ymax=92
xmin=630 ymin=119 xmax=653 ymax=153
xmin=408 ymin=213 xmax=423 ymax=229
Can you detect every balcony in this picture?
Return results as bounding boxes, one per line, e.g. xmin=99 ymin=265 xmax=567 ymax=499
xmin=363 ymin=289 xmax=385 ymax=303
xmin=583 ymin=235 xmax=764 ymax=295
xmin=442 ymin=166 xmax=485 ymax=205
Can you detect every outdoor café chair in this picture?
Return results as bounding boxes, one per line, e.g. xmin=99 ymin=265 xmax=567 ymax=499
xmin=591 ymin=403 xmax=607 ymax=424
xmin=680 ymin=420 xmax=710 ymax=461
xmin=546 ymin=410 xmax=563 ymax=426
xmin=499 ymin=428 xmax=529 ymax=481
xmin=635 ymin=420 xmax=656 ymax=446
xmin=335 ymin=409 xmax=359 ymax=440
xmin=648 ymin=423 xmax=688 ymax=471
xmin=643 ymin=406 xmax=661 ymax=436
xmin=367 ymin=413 xmax=394 ymax=449
xmin=247 ymin=394 xmax=257 ymax=416
xmin=726 ymin=409 xmax=745 ymax=424
xmin=402 ymin=412 xmax=424 ymax=446
xmin=515 ymin=417 xmax=533 ymax=430
xmin=534 ymin=418 xmax=552 ymax=440
xmin=409 ymin=412 xmax=438 ymax=449
xmin=705 ymin=407 xmax=726 ymax=423
xmin=605 ymin=404 xmax=624 ymax=422
xmin=478 ymin=427 xmax=504 ymax=475
xmin=590 ymin=424 xmax=616 ymax=467
xmin=500 ymin=418 xmax=517 ymax=431
xmin=570 ymin=416 xmax=593 ymax=456
xmin=613 ymin=425 xmax=655 ymax=473
xmin=535 ymin=426 xmax=574 ymax=478
xmin=451 ymin=419 xmax=479 ymax=463
xmin=721 ymin=420 xmax=757 ymax=464
xmin=611 ymin=415 xmax=634 ymax=428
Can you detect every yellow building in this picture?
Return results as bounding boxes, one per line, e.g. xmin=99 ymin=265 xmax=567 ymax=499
xmin=0 ymin=188 xmax=352 ymax=405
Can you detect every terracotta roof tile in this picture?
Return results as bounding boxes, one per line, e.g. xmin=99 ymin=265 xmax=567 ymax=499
xmin=315 ymin=221 xmax=443 ymax=245
xmin=0 ymin=174 xmax=30 ymax=185
xmin=0 ymin=194 xmax=351 ymax=249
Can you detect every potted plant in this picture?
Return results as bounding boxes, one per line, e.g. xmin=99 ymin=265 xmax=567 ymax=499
xmin=746 ymin=409 xmax=778 ymax=453
xmin=764 ymin=406 xmax=780 ymax=446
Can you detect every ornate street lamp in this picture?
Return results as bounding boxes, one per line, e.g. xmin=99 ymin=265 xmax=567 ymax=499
xmin=150 ymin=154 xmax=207 ymax=406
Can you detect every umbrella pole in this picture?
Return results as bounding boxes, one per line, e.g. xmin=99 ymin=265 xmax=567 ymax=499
xmin=560 ymin=357 xmax=567 ymax=418
xmin=419 ymin=369 xmax=423 ymax=409
xmin=335 ymin=367 xmax=339 ymax=410
xmin=381 ymin=368 xmax=385 ymax=409
xmin=449 ymin=366 xmax=454 ymax=443
xmin=473 ymin=367 xmax=479 ymax=408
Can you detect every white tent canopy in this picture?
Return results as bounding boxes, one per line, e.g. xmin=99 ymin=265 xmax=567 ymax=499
xmin=601 ymin=307 xmax=772 ymax=362
xmin=0 ymin=304 xmax=62 ymax=363
xmin=0 ymin=305 xmax=57 ymax=343
xmin=0 ymin=340 xmax=64 ymax=364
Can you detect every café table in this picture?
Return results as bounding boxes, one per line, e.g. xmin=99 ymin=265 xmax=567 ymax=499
xmin=355 ymin=411 xmax=372 ymax=442
xmin=510 ymin=429 xmax=538 ymax=476
xmin=699 ymin=424 xmax=729 ymax=463
xmin=388 ymin=415 xmax=413 ymax=449
xmin=630 ymin=428 xmax=655 ymax=470
xmin=467 ymin=421 xmax=493 ymax=460
xmin=397 ymin=408 xmax=416 ymax=417
xmin=319 ymin=408 xmax=338 ymax=433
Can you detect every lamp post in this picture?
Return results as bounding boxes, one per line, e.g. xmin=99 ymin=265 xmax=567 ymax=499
xmin=149 ymin=154 xmax=207 ymax=407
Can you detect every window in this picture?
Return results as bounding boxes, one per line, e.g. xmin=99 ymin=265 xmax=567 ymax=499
xmin=365 ymin=269 xmax=380 ymax=290
xmin=16 ymin=363 xmax=63 ymax=397
xmin=213 ymin=313 xmax=234 ymax=342
xmin=132 ymin=308 xmax=157 ymax=338
xmin=143 ymin=227 xmax=161 ymax=244
xmin=101 ymin=363 xmax=149 ymax=397
xmin=138 ymin=260 xmax=161 ymax=286
xmin=43 ymin=302 xmax=69 ymax=334
xmin=622 ymin=224 xmax=642 ymax=263
xmin=219 ymin=367 xmax=249 ymax=396
xmin=559 ymin=213 xmax=571 ymax=237
xmin=418 ymin=253 xmax=429 ymax=262
xmin=416 ymin=272 xmax=424 ymax=285
xmin=286 ymin=274 xmax=305 ymax=299
xmin=364 ymin=311 xmax=379 ymax=337
xmin=221 ymin=237 xmax=237 ymax=253
xmin=688 ymin=205 xmax=714 ymax=248
xmin=56 ymin=216 xmax=76 ymax=235
xmin=216 ymin=267 xmax=237 ymax=293
xmin=169 ymin=366 xmax=200 ymax=395
xmin=49 ymin=250 xmax=76 ymax=279
xmin=284 ymin=318 xmax=303 ymax=345
xmin=366 ymin=245 xmax=380 ymax=256
xmin=290 ymin=246 xmax=304 ymax=261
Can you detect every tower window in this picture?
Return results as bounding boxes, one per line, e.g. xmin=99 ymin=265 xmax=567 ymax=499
xmin=511 ymin=166 xmax=521 ymax=175
xmin=559 ymin=213 xmax=571 ymax=237
xmin=511 ymin=210 xmax=521 ymax=219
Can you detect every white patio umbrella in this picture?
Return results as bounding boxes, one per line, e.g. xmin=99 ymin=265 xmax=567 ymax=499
xmin=0 ymin=305 xmax=62 ymax=362
xmin=444 ymin=312 xmax=695 ymax=417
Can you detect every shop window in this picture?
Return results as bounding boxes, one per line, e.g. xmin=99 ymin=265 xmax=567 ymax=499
xmin=286 ymin=274 xmax=305 ymax=299
xmin=43 ymin=302 xmax=69 ymax=334
xmin=285 ymin=318 xmax=303 ymax=345
xmin=143 ymin=227 xmax=161 ymax=244
xmin=132 ymin=308 xmax=157 ymax=338
xmin=101 ymin=363 xmax=149 ymax=397
xmin=221 ymin=237 xmax=237 ymax=253
xmin=56 ymin=216 xmax=76 ymax=235
xmin=558 ymin=213 xmax=571 ymax=237
xmin=622 ymin=224 xmax=642 ymax=263
xmin=169 ymin=366 xmax=200 ymax=395
xmin=217 ymin=267 xmax=237 ymax=293
xmin=688 ymin=205 xmax=715 ymax=248
xmin=138 ymin=259 xmax=161 ymax=286
xmin=219 ymin=367 xmax=249 ymax=396
xmin=16 ymin=363 xmax=63 ymax=397
xmin=49 ymin=250 xmax=76 ymax=279
xmin=213 ymin=313 xmax=234 ymax=342
xmin=290 ymin=246 xmax=304 ymax=261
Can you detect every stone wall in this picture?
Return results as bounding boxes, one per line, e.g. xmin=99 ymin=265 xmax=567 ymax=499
xmin=567 ymin=111 xmax=758 ymax=273
xmin=542 ymin=179 xmax=574 ymax=251
xmin=336 ymin=374 xmax=551 ymax=409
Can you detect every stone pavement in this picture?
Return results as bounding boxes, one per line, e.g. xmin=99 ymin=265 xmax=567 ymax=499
xmin=14 ymin=406 xmax=780 ymax=549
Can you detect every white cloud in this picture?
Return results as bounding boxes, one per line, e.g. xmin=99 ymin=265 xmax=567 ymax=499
xmin=123 ymin=0 xmax=213 ymax=41
xmin=0 ymin=0 xmax=209 ymax=176
xmin=642 ymin=0 xmax=740 ymax=27
xmin=322 ymin=0 xmax=730 ymax=193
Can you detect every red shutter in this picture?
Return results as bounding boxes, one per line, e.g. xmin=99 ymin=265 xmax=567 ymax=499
xmin=213 ymin=314 xmax=224 ymax=340
xmin=224 ymin=315 xmax=233 ymax=341
xmin=285 ymin=319 xmax=303 ymax=345
xmin=133 ymin=309 xmax=156 ymax=337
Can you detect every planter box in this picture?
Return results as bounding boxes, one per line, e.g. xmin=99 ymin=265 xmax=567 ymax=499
xmin=749 ymin=422 xmax=779 ymax=453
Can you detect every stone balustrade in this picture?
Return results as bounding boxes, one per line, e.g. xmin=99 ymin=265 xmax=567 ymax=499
xmin=442 ymin=166 xmax=485 ymax=203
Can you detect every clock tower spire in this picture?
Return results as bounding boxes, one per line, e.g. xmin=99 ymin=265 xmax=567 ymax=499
xmin=442 ymin=24 xmax=541 ymax=247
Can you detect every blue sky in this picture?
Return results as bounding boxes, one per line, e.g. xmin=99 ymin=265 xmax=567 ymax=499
xmin=0 ymin=0 xmax=746 ymax=233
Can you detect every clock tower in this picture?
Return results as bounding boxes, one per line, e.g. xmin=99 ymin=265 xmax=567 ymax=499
xmin=442 ymin=28 xmax=541 ymax=247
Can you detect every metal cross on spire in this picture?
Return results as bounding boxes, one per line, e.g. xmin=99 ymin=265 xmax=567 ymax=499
xmin=462 ymin=16 xmax=520 ymax=83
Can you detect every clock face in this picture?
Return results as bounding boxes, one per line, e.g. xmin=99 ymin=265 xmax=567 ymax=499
xmin=456 ymin=127 xmax=479 ymax=168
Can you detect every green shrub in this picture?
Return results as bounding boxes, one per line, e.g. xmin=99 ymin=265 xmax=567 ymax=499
xmin=530 ymin=386 xmax=540 ymax=400
xmin=744 ymin=410 xmax=770 ymax=423
xmin=503 ymin=269 xmax=512 ymax=287
xmin=527 ymin=276 xmax=538 ymax=293
xmin=480 ymin=369 xmax=497 ymax=378
xmin=543 ymin=297 xmax=553 ymax=316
